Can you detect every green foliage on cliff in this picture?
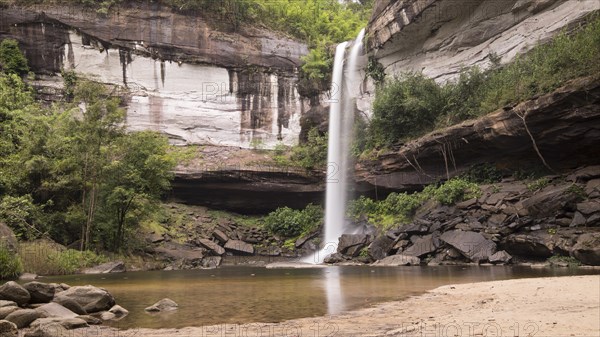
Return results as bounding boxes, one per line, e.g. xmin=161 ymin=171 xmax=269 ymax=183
xmin=264 ymin=204 xmax=323 ymax=238
xmin=348 ymin=178 xmax=480 ymax=229
xmin=364 ymin=15 xmax=600 ymax=151
xmin=290 ymin=128 xmax=328 ymax=170
xmin=0 ymin=39 xmax=29 ymax=76
xmin=0 ymin=47 xmax=177 ymax=252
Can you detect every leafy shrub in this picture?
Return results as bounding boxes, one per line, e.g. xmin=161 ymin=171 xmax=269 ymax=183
xmin=47 ymin=249 xmax=107 ymax=275
xmin=291 ymin=128 xmax=328 ymax=170
xmin=0 ymin=39 xmax=29 ymax=76
xmin=433 ymin=178 xmax=481 ymax=205
xmin=0 ymin=244 xmax=22 ymax=279
xmin=19 ymin=240 xmax=107 ymax=275
xmin=264 ymin=204 xmax=323 ymax=238
xmin=369 ymin=73 xmax=445 ymax=147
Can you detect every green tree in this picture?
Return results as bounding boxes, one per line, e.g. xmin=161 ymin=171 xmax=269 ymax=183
xmin=0 ymin=39 xmax=29 ymax=76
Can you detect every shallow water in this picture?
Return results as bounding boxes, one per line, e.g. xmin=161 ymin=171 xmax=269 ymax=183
xmin=41 ymin=266 xmax=598 ymax=329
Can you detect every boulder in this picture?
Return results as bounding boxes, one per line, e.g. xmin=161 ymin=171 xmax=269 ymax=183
xmin=53 ymin=286 xmax=115 ymax=314
xmin=367 ymin=236 xmax=394 ymax=260
xmin=23 ymin=282 xmax=57 ymax=304
xmin=4 ymin=309 xmax=42 ymax=328
xmin=196 ymin=239 xmax=225 ymax=256
xmin=51 ymin=298 xmax=86 ymax=316
xmin=337 ymin=234 xmax=370 ymax=257
xmin=576 ymin=201 xmax=600 ymax=216
xmin=323 ymin=253 xmax=348 ymax=264
xmin=0 ymin=302 xmax=16 ymax=308
xmin=403 ymin=234 xmax=440 ymax=257
xmin=108 ymin=305 xmax=128 ymax=317
xmin=0 ymin=320 xmax=17 ymax=337
xmin=585 ymin=179 xmax=600 ymax=198
xmin=200 ymin=256 xmax=222 ymax=269
xmin=24 ymin=322 xmax=68 ymax=337
xmin=518 ymin=185 xmax=579 ymax=217
xmin=0 ymin=223 xmax=18 ymax=253
xmin=440 ymin=230 xmax=497 ymax=262
xmin=0 ymin=307 xmax=18 ymax=320
xmin=570 ymin=212 xmax=587 ymax=227
xmin=571 ymin=233 xmax=600 ymax=266
xmin=30 ymin=317 xmax=88 ymax=330
xmin=502 ymin=233 xmax=554 ymax=258
xmin=99 ymin=311 xmax=115 ymax=321
xmin=144 ymin=298 xmax=178 ymax=312
xmin=34 ymin=303 xmax=77 ymax=319
xmin=294 ymin=231 xmax=319 ymax=249
xmin=0 ymin=282 xmax=30 ymax=306
xmin=224 ymin=240 xmax=254 ymax=255
xmin=398 ymin=223 xmax=430 ymax=235
xmin=76 ymin=315 xmax=101 ymax=325
xmin=489 ymin=250 xmax=513 ymax=264
xmin=372 ymin=254 xmax=421 ymax=266
xmin=18 ymin=274 xmax=38 ymax=281
xmin=212 ymin=229 xmax=229 ymax=244
xmin=567 ymin=166 xmax=600 ymax=182
xmin=82 ymin=261 xmax=126 ymax=274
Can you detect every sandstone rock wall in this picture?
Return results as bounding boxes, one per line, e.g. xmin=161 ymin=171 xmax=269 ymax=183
xmin=0 ymin=3 xmax=309 ymax=148
xmin=368 ymin=0 xmax=599 ymax=82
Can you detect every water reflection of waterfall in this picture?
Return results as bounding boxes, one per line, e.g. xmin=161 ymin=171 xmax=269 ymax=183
xmin=324 ymin=267 xmax=344 ymax=315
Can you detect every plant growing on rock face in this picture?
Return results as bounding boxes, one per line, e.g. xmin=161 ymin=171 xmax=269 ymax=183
xmin=263 ymin=204 xmax=323 ymax=238
xmin=526 ymin=178 xmax=550 ymax=192
xmin=433 ymin=178 xmax=481 ymax=205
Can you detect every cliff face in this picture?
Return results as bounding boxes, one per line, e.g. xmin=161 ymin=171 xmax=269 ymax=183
xmin=356 ymin=76 xmax=600 ymax=190
xmin=0 ymin=3 xmax=309 ymax=148
xmin=368 ymin=0 xmax=599 ymax=81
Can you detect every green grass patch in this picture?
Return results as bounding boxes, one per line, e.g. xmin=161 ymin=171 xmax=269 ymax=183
xmin=0 ymin=244 xmax=22 ymax=280
xmin=19 ymin=240 xmax=107 ymax=275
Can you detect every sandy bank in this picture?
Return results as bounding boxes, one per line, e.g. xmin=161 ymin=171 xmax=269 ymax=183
xmin=74 ymin=275 xmax=599 ymax=337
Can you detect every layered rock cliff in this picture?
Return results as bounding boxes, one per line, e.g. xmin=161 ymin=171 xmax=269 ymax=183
xmin=0 ymin=2 xmax=309 ymax=148
xmin=368 ymin=0 xmax=599 ymax=81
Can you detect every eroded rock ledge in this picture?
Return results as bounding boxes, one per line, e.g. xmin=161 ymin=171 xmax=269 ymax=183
xmin=355 ymin=76 xmax=600 ymax=191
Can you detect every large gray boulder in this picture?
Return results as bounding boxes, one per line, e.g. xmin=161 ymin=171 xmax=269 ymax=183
xmin=53 ymin=286 xmax=115 ymax=314
xmin=51 ymin=298 xmax=86 ymax=316
xmin=403 ymin=234 xmax=440 ymax=257
xmin=82 ymin=261 xmax=125 ymax=274
xmin=337 ymin=234 xmax=371 ymax=257
xmin=0 ymin=307 xmax=18 ymax=320
xmin=0 ymin=320 xmax=17 ymax=337
xmin=367 ymin=235 xmax=394 ymax=260
xmin=440 ymin=230 xmax=497 ymax=263
xmin=372 ymin=254 xmax=421 ymax=266
xmin=0 ymin=282 xmax=30 ymax=306
xmin=24 ymin=322 xmax=69 ymax=337
xmin=224 ymin=240 xmax=254 ymax=255
xmin=34 ymin=303 xmax=77 ymax=319
xmin=0 ymin=302 xmax=16 ymax=308
xmin=489 ymin=250 xmax=513 ymax=264
xmin=144 ymin=298 xmax=178 ymax=312
xmin=29 ymin=317 xmax=88 ymax=330
xmin=23 ymin=282 xmax=57 ymax=304
xmin=196 ymin=239 xmax=225 ymax=256
xmin=4 ymin=309 xmax=42 ymax=328
xmin=518 ymin=184 xmax=579 ymax=217
xmin=571 ymin=233 xmax=600 ymax=266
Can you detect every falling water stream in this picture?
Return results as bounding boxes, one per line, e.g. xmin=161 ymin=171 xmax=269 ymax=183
xmin=305 ymin=28 xmax=365 ymax=264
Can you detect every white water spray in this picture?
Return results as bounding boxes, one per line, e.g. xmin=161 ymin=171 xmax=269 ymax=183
xmin=305 ymin=28 xmax=365 ymax=264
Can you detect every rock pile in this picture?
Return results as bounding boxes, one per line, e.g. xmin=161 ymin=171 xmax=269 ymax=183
xmin=327 ymin=166 xmax=600 ymax=266
xmin=0 ymin=281 xmax=125 ymax=336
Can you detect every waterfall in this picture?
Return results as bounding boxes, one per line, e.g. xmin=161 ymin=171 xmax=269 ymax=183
xmin=304 ymin=28 xmax=365 ymax=264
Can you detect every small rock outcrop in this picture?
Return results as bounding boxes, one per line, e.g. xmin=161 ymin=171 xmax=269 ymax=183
xmin=144 ymin=298 xmax=178 ymax=312
xmin=571 ymin=233 xmax=600 ymax=266
xmin=22 ymin=282 xmax=57 ymax=304
xmin=4 ymin=309 xmax=42 ymax=329
xmin=337 ymin=234 xmax=371 ymax=257
xmin=440 ymin=231 xmax=497 ymax=263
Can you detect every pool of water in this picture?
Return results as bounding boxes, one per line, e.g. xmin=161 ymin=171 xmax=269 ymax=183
xmin=40 ymin=265 xmax=598 ymax=329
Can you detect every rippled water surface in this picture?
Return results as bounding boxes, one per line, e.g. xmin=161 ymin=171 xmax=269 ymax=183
xmin=41 ymin=266 xmax=598 ymax=329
